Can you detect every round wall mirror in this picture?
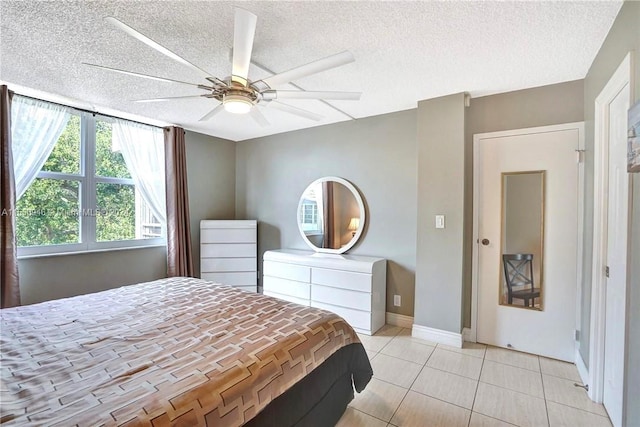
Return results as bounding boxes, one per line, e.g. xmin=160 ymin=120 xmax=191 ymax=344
xmin=297 ymin=176 xmax=366 ymax=254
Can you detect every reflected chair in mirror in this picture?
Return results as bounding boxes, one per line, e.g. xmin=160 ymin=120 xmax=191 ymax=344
xmin=502 ymin=253 xmax=540 ymax=308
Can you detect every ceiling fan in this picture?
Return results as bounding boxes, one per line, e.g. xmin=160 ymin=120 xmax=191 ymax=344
xmin=83 ymin=8 xmax=361 ymax=126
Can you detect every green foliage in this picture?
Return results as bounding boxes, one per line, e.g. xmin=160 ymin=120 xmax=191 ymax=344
xmin=95 ymin=120 xmax=131 ymax=179
xmin=41 ymin=115 xmax=80 ymax=174
xmin=16 ymin=116 xmax=138 ymax=247
xmin=16 ymin=179 xmax=79 ymax=246
xmin=96 ymin=183 xmax=135 ymax=242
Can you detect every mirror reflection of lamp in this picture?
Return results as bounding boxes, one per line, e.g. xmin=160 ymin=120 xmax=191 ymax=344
xmin=347 ymin=217 xmax=360 ymax=237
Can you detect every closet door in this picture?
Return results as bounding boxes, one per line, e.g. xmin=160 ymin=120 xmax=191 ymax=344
xmin=473 ymin=123 xmax=581 ymax=362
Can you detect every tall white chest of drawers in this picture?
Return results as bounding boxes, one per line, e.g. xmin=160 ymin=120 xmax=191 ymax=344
xmin=200 ymin=220 xmax=257 ymax=292
xmin=262 ymin=249 xmax=386 ymax=335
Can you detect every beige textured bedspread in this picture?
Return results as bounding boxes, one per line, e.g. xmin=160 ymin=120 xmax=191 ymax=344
xmin=0 ymin=277 xmax=361 ymax=426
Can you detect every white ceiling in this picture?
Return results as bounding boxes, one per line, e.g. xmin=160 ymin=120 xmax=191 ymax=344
xmin=0 ymin=1 xmax=622 ymax=142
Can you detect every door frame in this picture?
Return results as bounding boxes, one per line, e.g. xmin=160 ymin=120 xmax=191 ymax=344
xmin=588 ymin=51 xmax=634 ymax=405
xmin=470 ymin=122 xmax=585 ymax=349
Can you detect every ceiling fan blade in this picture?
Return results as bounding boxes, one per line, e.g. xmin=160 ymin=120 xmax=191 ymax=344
xmin=250 ymin=57 xmax=356 ymax=120
xmin=231 ymin=8 xmax=257 ymax=86
xmin=83 ymin=63 xmax=204 ymax=88
xmin=199 ymin=104 xmax=225 ymax=122
xmin=104 ymin=16 xmax=212 ymax=78
xmin=269 ymin=90 xmax=361 ymax=101
xmin=250 ymin=107 xmax=269 ymax=127
xmin=134 ymin=95 xmax=208 ymax=103
xmin=266 ymin=101 xmax=323 ymax=121
xmin=259 ymin=51 xmax=355 ymax=88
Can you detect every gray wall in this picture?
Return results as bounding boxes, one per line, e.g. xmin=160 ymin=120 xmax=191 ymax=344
xmin=464 ymin=80 xmax=584 ymax=328
xmin=236 ymin=110 xmax=417 ymax=317
xmin=184 ymin=130 xmax=237 ymax=277
xmin=234 ymin=82 xmax=584 ymax=326
xmin=17 ymin=246 xmax=167 ymax=304
xmin=17 ymin=130 xmax=236 ymax=304
xmin=580 ymin=2 xmax=639 ymax=425
xmin=415 ymin=93 xmax=466 ymax=332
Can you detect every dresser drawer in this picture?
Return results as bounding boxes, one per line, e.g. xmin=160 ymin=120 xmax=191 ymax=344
xmin=201 ymin=271 xmax=256 ymax=286
xmin=201 ymin=243 xmax=256 ymax=258
xmin=311 ymin=301 xmax=371 ymax=331
xmin=263 ymin=260 xmax=310 ymax=283
xmin=311 ymin=268 xmax=372 ymax=293
xmin=201 ymin=257 xmax=255 ymax=273
xmin=263 ymin=276 xmax=310 ymax=300
xmin=311 ymin=284 xmax=371 ymax=312
xmin=201 ymin=228 xmax=256 ymax=243
xmin=264 ymin=291 xmax=310 ymax=307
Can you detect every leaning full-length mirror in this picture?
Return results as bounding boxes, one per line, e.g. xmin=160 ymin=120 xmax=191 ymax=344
xmin=500 ymin=171 xmax=545 ymax=310
xmin=297 ymin=177 xmax=365 ymax=254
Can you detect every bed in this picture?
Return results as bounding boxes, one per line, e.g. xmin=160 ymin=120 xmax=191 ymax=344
xmin=0 ymin=277 xmax=372 ymax=426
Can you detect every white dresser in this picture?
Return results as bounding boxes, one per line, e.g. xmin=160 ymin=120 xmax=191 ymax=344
xmin=263 ymin=249 xmax=386 ymax=335
xmin=200 ymin=220 xmax=257 ymax=292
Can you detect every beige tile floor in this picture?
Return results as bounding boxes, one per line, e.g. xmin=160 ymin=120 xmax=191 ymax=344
xmin=337 ymin=325 xmax=612 ymax=427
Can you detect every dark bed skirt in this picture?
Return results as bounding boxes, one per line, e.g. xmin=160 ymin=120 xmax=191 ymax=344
xmin=244 ymin=342 xmax=373 ymax=427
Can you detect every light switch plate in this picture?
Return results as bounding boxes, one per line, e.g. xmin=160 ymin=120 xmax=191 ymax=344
xmin=435 ymin=215 xmax=445 ymax=229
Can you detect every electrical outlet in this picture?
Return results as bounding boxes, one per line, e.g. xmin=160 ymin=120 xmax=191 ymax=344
xmin=393 ymin=295 xmax=401 ymax=307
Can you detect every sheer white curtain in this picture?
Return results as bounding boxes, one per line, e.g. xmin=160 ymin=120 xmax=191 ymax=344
xmin=11 ymin=96 xmax=71 ymax=199
xmin=112 ymin=120 xmax=166 ymax=224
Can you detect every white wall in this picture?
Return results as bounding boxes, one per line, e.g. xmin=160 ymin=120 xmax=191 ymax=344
xmin=581 ymin=2 xmax=640 ymax=424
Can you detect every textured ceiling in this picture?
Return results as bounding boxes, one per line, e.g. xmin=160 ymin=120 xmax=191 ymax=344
xmin=0 ymin=1 xmax=622 ymax=141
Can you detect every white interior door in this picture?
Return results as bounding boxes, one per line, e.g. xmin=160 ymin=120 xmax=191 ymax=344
xmin=602 ymin=80 xmax=629 ymax=427
xmin=474 ymin=124 xmax=581 ymax=362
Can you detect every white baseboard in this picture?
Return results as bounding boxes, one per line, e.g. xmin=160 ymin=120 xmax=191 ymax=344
xmin=575 ymin=347 xmax=589 ymax=388
xmin=462 ymin=327 xmax=472 ymax=342
xmin=386 ymin=312 xmax=414 ymax=329
xmin=412 ymin=323 xmax=463 ymax=348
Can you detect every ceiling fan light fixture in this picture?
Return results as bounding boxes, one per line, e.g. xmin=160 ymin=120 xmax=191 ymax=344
xmin=223 ymin=94 xmax=253 ymax=114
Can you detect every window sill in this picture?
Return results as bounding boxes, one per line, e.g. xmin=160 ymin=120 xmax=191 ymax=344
xmin=17 ymin=244 xmax=166 ymax=260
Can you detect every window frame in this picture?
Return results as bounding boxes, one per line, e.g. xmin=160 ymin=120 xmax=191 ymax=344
xmin=17 ymin=111 xmax=166 ymax=258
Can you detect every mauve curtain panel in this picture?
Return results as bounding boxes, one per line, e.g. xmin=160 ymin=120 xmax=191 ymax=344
xmin=1 ymin=85 xmax=21 ymax=308
xmin=164 ymin=126 xmax=194 ymax=277
xmin=322 ymin=181 xmax=336 ymax=249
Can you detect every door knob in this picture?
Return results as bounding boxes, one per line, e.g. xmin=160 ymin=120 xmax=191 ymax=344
xmin=481 ymin=238 xmax=490 ymax=246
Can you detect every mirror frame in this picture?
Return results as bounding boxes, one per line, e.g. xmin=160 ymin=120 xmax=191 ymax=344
xmin=499 ymin=170 xmax=545 ymax=310
xmin=297 ymin=176 xmax=366 ymax=254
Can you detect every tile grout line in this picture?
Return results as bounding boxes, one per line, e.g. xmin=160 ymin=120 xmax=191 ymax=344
xmin=435 ymin=344 xmax=486 ymax=360
xmin=539 ymin=356 xmax=552 ymax=427
xmin=366 ymin=329 xmax=589 ymax=426
xmin=384 ymin=327 xmax=412 ymax=426
xmin=367 ymin=335 xmax=602 ymax=427
xmin=356 ymin=326 xmax=407 ymax=426
xmin=467 ymin=346 xmax=487 ymax=427
xmin=377 ymin=345 xmax=437 ymax=365
xmin=348 ymin=406 xmax=394 ymax=425
xmin=382 ymin=335 xmax=438 ymax=425
xmin=421 ymin=358 xmax=481 ymax=381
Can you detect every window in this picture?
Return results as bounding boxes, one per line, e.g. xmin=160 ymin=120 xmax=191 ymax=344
xmin=300 ymin=201 xmax=319 ymax=231
xmin=14 ymin=101 xmax=165 ymax=256
xmin=299 ymin=186 xmax=321 ymax=234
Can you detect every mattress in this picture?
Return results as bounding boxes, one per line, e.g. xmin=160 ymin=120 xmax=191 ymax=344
xmin=0 ymin=277 xmax=372 ymax=426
